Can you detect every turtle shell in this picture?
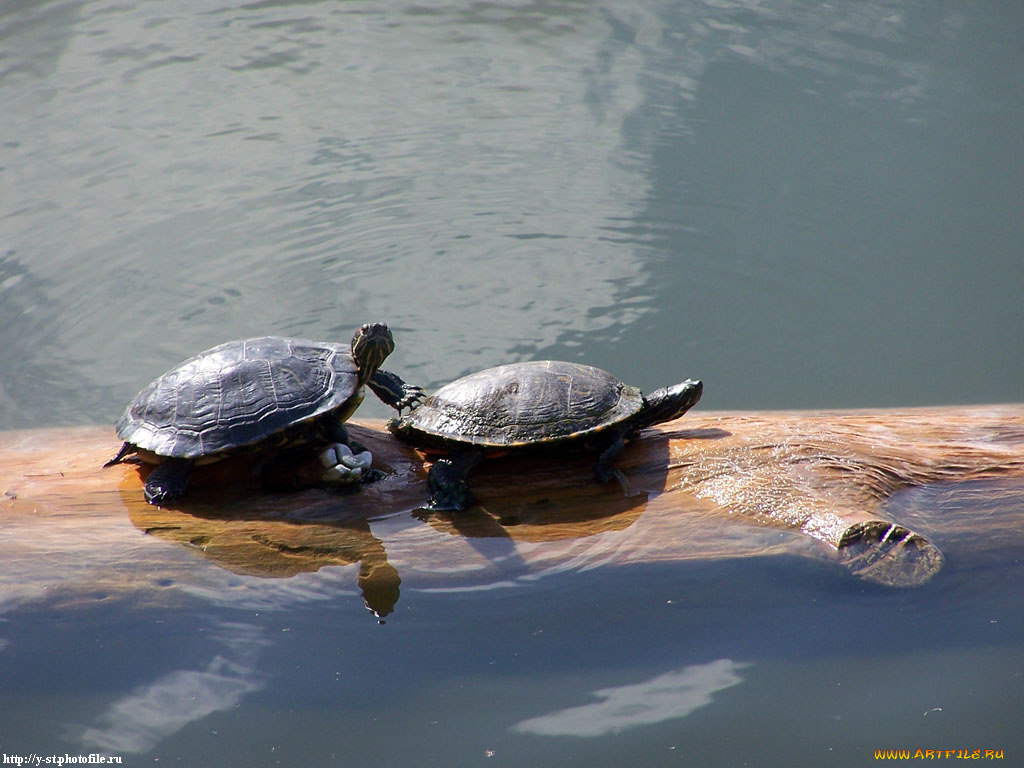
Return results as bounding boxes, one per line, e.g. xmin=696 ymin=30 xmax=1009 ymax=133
xmin=394 ymin=360 xmax=643 ymax=449
xmin=116 ymin=337 xmax=361 ymax=459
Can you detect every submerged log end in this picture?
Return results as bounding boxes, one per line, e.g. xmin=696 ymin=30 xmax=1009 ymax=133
xmin=836 ymin=520 xmax=944 ymax=588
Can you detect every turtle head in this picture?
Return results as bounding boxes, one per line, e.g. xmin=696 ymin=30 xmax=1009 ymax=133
xmin=639 ymin=379 xmax=703 ymax=427
xmin=351 ymin=323 xmax=395 ymax=379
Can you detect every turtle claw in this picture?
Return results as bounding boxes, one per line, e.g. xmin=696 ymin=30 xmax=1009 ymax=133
xmin=319 ymin=443 xmax=374 ymax=486
xmin=144 ymin=484 xmax=179 ymax=505
xmin=396 ymin=385 xmax=426 ymax=414
xmin=597 ymin=466 xmax=633 ymax=496
xmin=369 ymin=370 xmax=426 ymax=414
xmin=143 ymin=457 xmax=193 ymax=505
xmin=426 ymin=484 xmax=476 ymax=512
xmin=423 ymin=450 xmax=482 ymax=512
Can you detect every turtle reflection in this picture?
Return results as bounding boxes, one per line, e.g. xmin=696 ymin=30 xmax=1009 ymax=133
xmin=126 ymin=497 xmax=402 ymax=618
xmin=122 ymin=458 xmax=652 ymax=617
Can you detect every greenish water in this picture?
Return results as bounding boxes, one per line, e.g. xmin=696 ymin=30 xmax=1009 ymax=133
xmin=1 ymin=0 xmax=1022 ymax=765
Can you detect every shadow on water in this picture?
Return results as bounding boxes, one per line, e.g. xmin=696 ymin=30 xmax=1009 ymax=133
xmin=117 ymin=424 xmax=674 ymax=617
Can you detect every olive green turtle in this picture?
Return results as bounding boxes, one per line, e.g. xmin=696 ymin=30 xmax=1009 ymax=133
xmin=105 ymin=323 xmax=422 ymax=504
xmin=388 ymin=360 xmax=702 ymax=510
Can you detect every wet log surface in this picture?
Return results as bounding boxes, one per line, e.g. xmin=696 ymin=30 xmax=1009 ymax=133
xmin=3 ymin=406 xmax=1024 ymax=614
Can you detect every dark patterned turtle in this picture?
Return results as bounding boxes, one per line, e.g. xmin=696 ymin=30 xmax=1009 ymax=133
xmin=105 ymin=323 xmax=423 ymax=505
xmin=388 ymin=360 xmax=702 ymax=510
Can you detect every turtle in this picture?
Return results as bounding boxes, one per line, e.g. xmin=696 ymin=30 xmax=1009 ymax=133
xmin=387 ymin=360 xmax=703 ymax=511
xmin=105 ymin=323 xmax=424 ymax=505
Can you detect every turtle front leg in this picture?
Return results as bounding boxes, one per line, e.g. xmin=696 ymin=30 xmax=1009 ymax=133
xmin=144 ymin=457 xmax=194 ymax=505
xmin=369 ymin=370 xmax=426 ymax=413
xmin=594 ymin=434 xmax=632 ymax=495
xmin=426 ymin=449 xmax=483 ymax=511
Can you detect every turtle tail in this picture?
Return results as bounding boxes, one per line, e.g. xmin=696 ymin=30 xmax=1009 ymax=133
xmin=103 ymin=442 xmax=136 ymax=468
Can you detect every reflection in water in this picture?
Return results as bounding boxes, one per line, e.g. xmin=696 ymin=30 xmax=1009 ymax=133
xmin=128 ymin=500 xmax=402 ymax=617
xmin=176 ymin=561 xmax=365 ymax=614
xmin=123 ymin=449 xmax=654 ymax=615
xmin=75 ymin=621 xmax=268 ymax=754
xmin=512 ymin=658 xmax=748 ymax=737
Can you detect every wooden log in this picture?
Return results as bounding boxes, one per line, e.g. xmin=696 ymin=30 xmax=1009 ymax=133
xmin=3 ymin=406 xmax=1023 ymax=615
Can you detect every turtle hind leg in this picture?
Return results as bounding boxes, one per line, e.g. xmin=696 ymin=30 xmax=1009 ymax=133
xmin=315 ymin=417 xmax=370 ymax=456
xmin=143 ymin=457 xmax=194 ymax=505
xmin=368 ymin=370 xmax=426 ymax=413
xmin=426 ymin=449 xmax=483 ymax=512
xmin=595 ymin=434 xmax=633 ymax=495
xmin=317 ymin=443 xmax=381 ymax=486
